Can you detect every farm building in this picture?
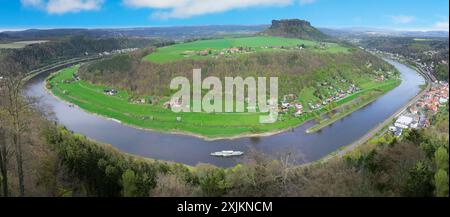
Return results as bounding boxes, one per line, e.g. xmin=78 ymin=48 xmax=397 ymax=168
xmin=104 ymin=89 xmax=118 ymax=96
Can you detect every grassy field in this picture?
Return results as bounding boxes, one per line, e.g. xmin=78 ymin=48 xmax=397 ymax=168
xmin=47 ymin=65 xmax=399 ymax=139
xmin=413 ymin=38 xmax=434 ymax=42
xmin=0 ymin=40 xmax=48 ymax=49
xmin=144 ymin=36 xmax=349 ymax=63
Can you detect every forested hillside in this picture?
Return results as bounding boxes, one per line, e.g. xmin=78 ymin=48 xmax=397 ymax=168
xmin=264 ymin=19 xmax=329 ymax=41
xmin=79 ymin=48 xmax=394 ymax=98
xmin=360 ymin=37 xmax=449 ymax=81
xmin=0 ymin=36 xmax=169 ymax=73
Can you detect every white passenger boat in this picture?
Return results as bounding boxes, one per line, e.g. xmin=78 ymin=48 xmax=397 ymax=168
xmin=210 ymin=150 xmax=244 ymax=157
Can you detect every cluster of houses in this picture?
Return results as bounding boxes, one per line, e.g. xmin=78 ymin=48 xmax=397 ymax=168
xmin=278 ymin=80 xmax=361 ymax=118
xmin=261 ymin=44 xmax=306 ymax=50
xmin=104 ymin=88 xmax=155 ymax=105
xmin=163 ymin=97 xmax=183 ymax=110
xmin=310 ymin=83 xmax=360 ymax=111
xmin=280 ymin=94 xmax=304 ymax=116
xmin=131 ymin=98 xmax=147 ymax=104
xmin=281 ymin=101 xmax=304 ymax=117
xmin=418 ymin=81 xmax=449 ymax=112
xmin=215 ymin=47 xmax=255 ymax=57
xmin=390 ymin=81 xmax=449 ymax=137
xmin=368 ymin=49 xmax=439 ymax=81
xmin=191 ymin=44 xmax=309 ymax=59
xmin=390 ymin=114 xmax=421 ymax=137
xmin=98 ymin=48 xmax=138 ymax=57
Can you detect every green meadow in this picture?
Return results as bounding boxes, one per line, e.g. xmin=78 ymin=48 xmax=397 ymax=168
xmin=144 ymin=36 xmax=349 ymax=63
xmin=413 ymin=38 xmax=434 ymax=42
xmin=0 ymin=40 xmax=49 ymax=49
xmin=47 ymin=65 xmax=399 ymax=139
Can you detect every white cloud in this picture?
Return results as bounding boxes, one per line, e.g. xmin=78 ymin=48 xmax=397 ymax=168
xmin=388 ymin=15 xmax=414 ymax=24
xmin=124 ymin=0 xmax=294 ymax=19
xmin=434 ymin=21 xmax=449 ymax=30
xmin=21 ymin=0 xmax=104 ymax=14
xmin=433 ymin=17 xmax=449 ymax=31
xmin=299 ymin=0 xmax=316 ymax=5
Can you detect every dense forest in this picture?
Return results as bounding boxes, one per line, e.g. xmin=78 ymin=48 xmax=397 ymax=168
xmin=79 ymin=48 xmax=395 ymax=98
xmin=360 ymin=37 xmax=449 ymax=81
xmin=0 ymin=36 xmax=170 ymax=74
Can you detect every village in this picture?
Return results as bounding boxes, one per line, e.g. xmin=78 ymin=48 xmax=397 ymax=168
xmin=366 ymin=48 xmax=441 ymax=81
xmin=364 ymin=48 xmax=449 ymax=137
xmin=158 ymin=76 xmax=364 ymax=117
xmin=102 ymin=69 xmax=391 ymax=123
xmin=96 ymin=48 xmax=139 ymax=57
xmin=389 ymin=80 xmax=448 ymax=137
xmin=277 ymin=80 xmax=361 ymax=118
xmin=186 ymin=43 xmax=310 ymax=59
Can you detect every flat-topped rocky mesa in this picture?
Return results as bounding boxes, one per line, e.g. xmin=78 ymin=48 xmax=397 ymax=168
xmin=264 ymin=19 xmax=328 ymax=40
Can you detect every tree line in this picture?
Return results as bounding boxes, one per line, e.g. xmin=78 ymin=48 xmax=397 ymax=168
xmin=40 ymin=104 xmax=449 ymax=196
xmin=0 ymin=36 xmax=170 ymax=75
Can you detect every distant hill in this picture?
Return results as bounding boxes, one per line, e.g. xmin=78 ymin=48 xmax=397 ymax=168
xmin=263 ymin=19 xmax=329 ymax=41
xmin=320 ymin=27 xmax=449 ymax=38
xmin=0 ymin=25 xmax=268 ymax=41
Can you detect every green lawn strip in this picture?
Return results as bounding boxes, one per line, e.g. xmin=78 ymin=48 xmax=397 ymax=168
xmin=306 ymin=80 xmax=401 ymax=133
xmin=144 ymin=36 xmax=349 ymax=63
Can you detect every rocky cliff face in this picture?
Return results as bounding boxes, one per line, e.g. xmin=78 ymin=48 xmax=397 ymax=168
xmin=264 ymin=19 xmax=328 ymax=40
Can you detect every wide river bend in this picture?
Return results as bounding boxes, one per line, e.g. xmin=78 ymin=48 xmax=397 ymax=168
xmin=25 ymin=59 xmax=425 ymax=167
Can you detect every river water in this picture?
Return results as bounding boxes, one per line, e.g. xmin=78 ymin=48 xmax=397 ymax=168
xmin=25 ymin=59 xmax=425 ymax=167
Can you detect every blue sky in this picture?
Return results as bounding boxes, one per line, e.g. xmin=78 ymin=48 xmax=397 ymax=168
xmin=0 ymin=0 xmax=448 ymax=31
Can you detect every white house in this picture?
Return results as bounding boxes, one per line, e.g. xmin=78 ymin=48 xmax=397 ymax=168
xmin=389 ymin=126 xmax=397 ymax=132
xmin=394 ymin=115 xmax=413 ymax=129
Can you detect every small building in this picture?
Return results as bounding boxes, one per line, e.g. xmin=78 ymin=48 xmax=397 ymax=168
xmin=294 ymin=103 xmax=303 ymax=110
xmin=410 ymin=121 xmax=419 ymax=129
xmin=394 ymin=129 xmax=403 ymax=137
xmin=104 ymin=89 xmax=118 ymax=96
xmin=394 ymin=115 xmax=413 ymax=129
xmin=427 ymin=105 xmax=438 ymax=112
xmin=388 ymin=126 xmax=397 ymax=132
xmin=281 ymin=102 xmax=290 ymax=109
xmin=409 ymin=106 xmax=418 ymax=114
xmin=198 ymin=50 xmax=210 ymax=56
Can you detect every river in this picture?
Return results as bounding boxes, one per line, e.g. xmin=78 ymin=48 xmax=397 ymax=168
xmin=24 ymin=59 xmax=425 ymax=167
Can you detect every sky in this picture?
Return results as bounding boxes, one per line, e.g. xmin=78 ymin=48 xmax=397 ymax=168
xmin=0 ymin=0 xmax=448 ymax=31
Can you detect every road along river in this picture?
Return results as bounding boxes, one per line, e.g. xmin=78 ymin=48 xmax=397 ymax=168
xmin=25 ymin=59 xmax=425 ymax=167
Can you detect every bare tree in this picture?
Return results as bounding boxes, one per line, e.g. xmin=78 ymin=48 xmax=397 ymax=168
xmin=0 ymin=125 xmax=12 ymax=197
xmin=277 ymin=150 xmax=299 ymax=196
xmin=0 ymin=71 xmax=12 ymax=197
xmin=1 ymin=71 xmax=33 ymax=197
